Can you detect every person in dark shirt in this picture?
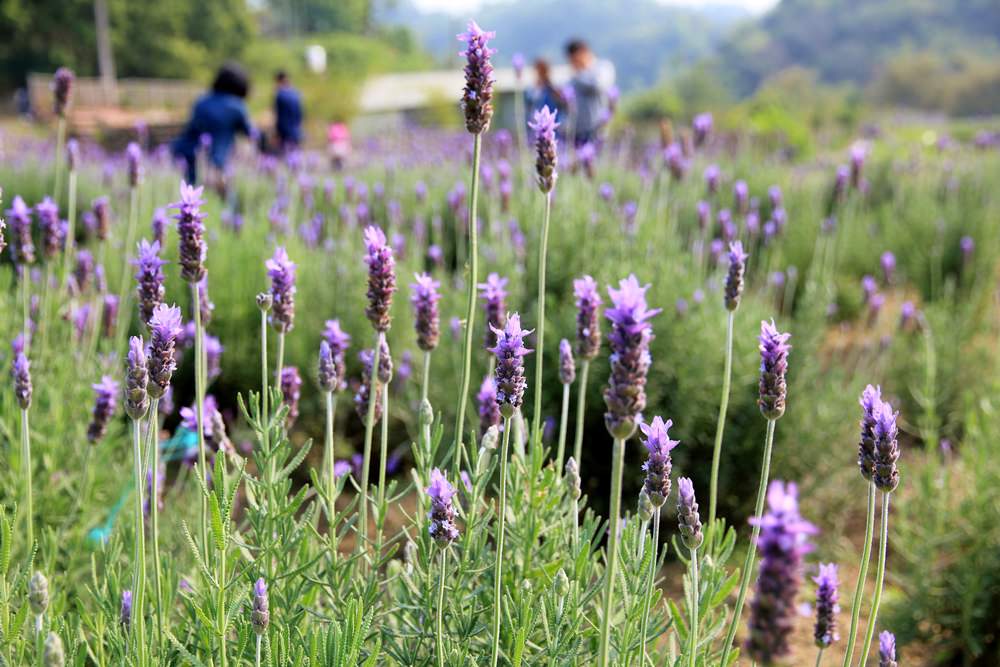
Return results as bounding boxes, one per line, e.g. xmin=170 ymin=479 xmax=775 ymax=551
xmin=525 ymin=59 xmax=565 ymax=127
xmin=172 ymin=62 xmax=253 ymax=184
xmin=274 ymin=70 xmax=303 ymax=151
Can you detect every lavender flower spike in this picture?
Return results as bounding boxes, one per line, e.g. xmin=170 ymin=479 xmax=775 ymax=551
xmin=411 ymin=272 xmax=441 ymax=351
xmin=457 ymin=21 xmax=496 ymax=134
xmin=758 ymin=319 xmax=791 ymax=420
xmin=53 ymin=67 xmax=74 ymax=116
xmin=6 ymin=196 xmax=35 ymax=266
xmin=641 ymin=416 xmax=679 ymax=507
xmin=280 ymin=366 xmax=303 ymax=427
xmin=322 ymin=319 xmax=351 ymax=390
xmin=124 ymin=336 xmax=150 ymax=421
xmin=745 ymin=481 xmax=817 ymax=665
xmin=477 ymin=375 xmax=501 ymax=437
xmin=490 ymin=312 xmax=533 ymax=418
xmin=171 ymin=182 xmax=207 ymax=284
xmin=574 ymin=275 xmax=602 ymax=360
xmin=120 ymin=590 xmax=133 ymax=631
xmin=252 ymin=578 xmax=269 ymax=635
xmin=132 ymin=239 xmax=166 ymax=328
xmin=813 ymin=563 xmax=840 ymax=648
xmin=528 ymin=106 xmax=559 ymax=193
xmin=12 ymin=353 xmax=32 ymax=410
xmin=35 ymin=197 xmax=64 ymax=260
xmin=603 ymin=275 xmax=661 ymax=439
xmin=87 ymin=376 xmax=119 ymax=444
xmin=724 ymin=241 xmax=749 ymax=311
xmin=363 ymin=226 xmax=397 ymax=332
xmin=676 ymin=477 xmax=703 ymax=549
xmin=558 ymin=339 xmax=576 ymax=385
xmin=266 ymin=246 xmax=297 ymax=333
xmin=879 ymin=631 xmax=897 ymax=667
xmin=146 ymin=304 xmax=183 ymax=399
xmin=478 ymin=272 xmax=508 ymax=348
xmin=426 ymin=468 xmax=460 ymax=545
xmin=318 ymin=341 xmax=338 ymax=393
xmin=354 ymin=348 xmax=385 ymax=422
xmin=126 ymin=142 xmax=143 ymax=188
xmin=872 ymin=397 xmax=900 ymax=493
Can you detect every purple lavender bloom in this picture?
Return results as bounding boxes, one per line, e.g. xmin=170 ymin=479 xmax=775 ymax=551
xmin=603 ymin=275 xmax=661 ymax=438
xmin=204 ymin=334 xmax=223 ymax=381
xmin=101 ymin=294 xmax=119 ymax=339
xmin=74 ymin=250 xmax=94 ymax=293
xmin=850 ymin=145 xmax=866 ymax=188
xmin=132 ymin=240 xmax=166 ymax=328
xmin=879 ymin=631 xmax=897 ymax=667
xmin=745 ymin=481 xmax=818 ymax=664
xmin=457 ymin=21 xmax=496 ymax=135
xmin=321 ymin=319 xmax=351 ymax=390
xmin=450 ymin=316 xmax=462 ymax=341
xmin=6 ymin=196 xmax=35 ymax=266
xmin=125 ymin=336 xmax=149 ymax=421
xmin=363 ymin=226 xmax=396 ymax=332
xmin=354 ymin=348 xmax=385 ymax=423
xmin=92 ymin=196 xmax=111 ymax=241
xmin=87 ymin=376 xmax=119 ymax=444
xmin=861 ymin=391 xmax=900 ymax=493
xmin=710 ymin=238 xmax=725 ymax=265
xmin=599 ymin=182 xmax=615 ymax=202
xmin=266 ymin=247 xmax=296 ymax=333
xmin=880 ymin=251 xmax=896 ymax=284
xmin=479 ymin=272 xmax=508 ymax=348
xmin=664 ymin=142 xmax=688 ymax=181
xmin=172 ymin=182 xmax=207 ymax=284
xmin=725 ymin=241 xmax=749 ymax=311
xmin=960 ymin=235 xmax=974 ymax=263
xmin=558 ymin=338 xmax=576 ymax=385
xmin=768 ymin=185 xmax=783 ymax=208
xmin=147 ymin=304 xmax=183 ymax=399
xmin=252 ymin=578 xmax=269 ymax=635
xmin=120 ymin=590 xmax=132 ymax=631
xmin=66 ymin=138 xmax=80 ymax=172
xmin=53 ymin=67 xmax=74 ymax=116
xmin=734 ymin=180 xmax=749 ymax=215
xmin=692 ymin=112 xmax=712 ymax=147
xmin=35 ymin=197 xmax=64 ymax=260
xmin=144 ymin=465 xmax=165 ymax=518
xmin=640 ymin=416 xmax=678 ymax=506
xmin=704 ymin=164 xmax=721 ymax=195
xmin=490 ymin=312 xmax=533 ymax=418
xmin=528 ymin=106 xmax=559 ymax=193
xmin=813 ymin=563 xmax=840 ymax=648
xmin=280 ymin=366 xmax=302 ymax=427
xmin=696 ymin=200 xmax=711 ymax=231
xmin=72 ymin=304 xmax=91 ymax=342
xmin=899 ymin=301 xmax=916 ymax=330
xmin=411 ymin=272 xmax=441 ymax=352
xmin=150 ymin=207 xmax=168 ymax=246
xmin=675 ymin=298 xmax=689 ymax=316
xmin=758 ymin=320 xmax=791 ymax=420
xmin=12 ymin=353 xmax=32 ymax=410
xmin=126 ymin=142 xmax=143 ymax=188
xmin=427 ymin=244 xmax=444 ymax=266
xmin=512 ymin=52 xmax=525 ymax=78
xmin=676 ymin=477 xmax=703 ymax=549
xmin=426 ymin=468 xmax=460 ymax=544
xmin=477 ymin=375 xmax=501 ymax=437
xmin=574 ymin=275 xmax=602 ymax=360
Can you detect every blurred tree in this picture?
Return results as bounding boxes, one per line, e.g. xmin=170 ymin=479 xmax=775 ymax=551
xmin=261 ymin=0 xmax=371 ymax=36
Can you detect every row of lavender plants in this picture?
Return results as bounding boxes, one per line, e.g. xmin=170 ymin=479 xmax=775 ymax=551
xmin=2 ymin=23 xmax=999 ymax=666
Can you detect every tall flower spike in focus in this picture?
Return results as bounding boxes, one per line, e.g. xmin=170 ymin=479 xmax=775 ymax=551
xmin=318 ymin=341 xmax=337 ymax=393
xmin=147 ymin=304 xmax=183 ymax=399
xmin=322 ymin=319 xmax=351 ymax=390
xmin=872 ymin=397 xmax=900 ymax=493
xmin=124 ymin=336 xmax=149 ymax=421
xmin=52 ymin=67 xmax=74 ymax=116
xmin=745 ymin=481 xmax=817 ymax=665
xmin=640 ymin=416 xmax=679 ymax=507
xmin=410 ymin=272 xmax=441 ymax=351
xmin=252 ymin=578 xmax=269 ymax=635
xmin=132 ymin=239 xmax=166 ymax=328
xmin=457 ymin=20 xmax=496 ymax=135
xmin=478 ymin=273 xmax=508 ymax=348
xmin=574 ymin=275 xmax=602 ymax=360
xmin=267 ymin=246 xmax=297 ymax=333
xmin=172 ymin=182 xmax=207 ymax=284
xmin=12 ymin=353 xmax=32 ymax=409
xmin=813 ymin=563 xmax=840 ymax=648
xmin=758 ymin=319 xmax=791 ymax=420
xmin=426 ymin=468 xmax=459 ymax=545
xmin=354 ymin=348 xmax=385 ymax=422
xmin=879 ymin=631 xmax=897 ymax=667
xmin=490 ymin=312 xmax=533 ymax=418
xmin=676 ymin=477 xmax=703 ymax=549
xmin=87 ymin=376 xmax=119 ymax=444
xmin=363 ymin=226 xmax=396 ymax=332
xmin=724 ymin=241 xmax=749 ymax=311
xmin=528 ymin=105 xmax=559 ymax=193
xmin=558 ymin=339 xmax=575 ymax=385
xmin=604 ymin=275 xmax=661 ymax=439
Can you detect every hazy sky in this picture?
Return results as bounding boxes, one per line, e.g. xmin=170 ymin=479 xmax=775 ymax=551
xmin=412 ymin=0 xmax=780 ymax=14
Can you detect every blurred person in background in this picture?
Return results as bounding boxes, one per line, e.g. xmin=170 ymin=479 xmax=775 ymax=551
xmin=327 ymin=121 xmax=351 ymax=170
xmin=526 ymin=58 xmax=565 ymax=126
xmin=274 ymin=70 xmax=303 ymax=151
xmin=565 ymin=39 xmax=615 ymax=146
xmin=172 ymin=62 xmax=253 ymax=185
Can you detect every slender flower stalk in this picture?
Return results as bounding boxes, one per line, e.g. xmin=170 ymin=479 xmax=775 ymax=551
xmin=411 ymin=272 xmax=441 ymax=464
xmin=677 ymin=478 xmax=704 ymax=667
xmin=556 ymin=339 xmax=575 ymax=467
xmin=133 ymin=239 xmax=166 ymax=329
xmin=127 ymin=339 xmax=151 ymax=656
xmin=529 ymin=106 xmax=558 ymax=449
xmin=426 ymin=468 xmax=459 ymax=667
xmin=52 ymin=67 xmax=73 ymax=203
xmin=128 ymin=385 xmax=147 ymax=662
xmin=572 ymin=276 xmax=602 ymax=466
xmin=13 ymin=353 xmax=33 ymax=549
xmin=723 ymin=320 xmax=791 ymax=662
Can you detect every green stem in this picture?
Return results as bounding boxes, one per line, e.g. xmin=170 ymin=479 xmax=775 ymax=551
xmin=638 ymin=508 xmax=661 ymax=666
xmin=218 ymin=496 xmax=227 ymax=667
xmin=358 ymin=331 xmax=383 ymax=555
xmin=531 ymin=192 xmax=553 ymax=449
xmin=116 ymin=186 xmax=140 ymax=351
xmin=556 ymin=382 xmax=570 ymax=471
xmin=61 ymin=169 xmax=78 ymax=291
xmin=841 ymin=482 xmax=876 ymax=667
xmin=599 ymin=437 xmax=626 ymax=667
xmin=452 ymin=133 xmax=482 ymax=479
xmin=22 ymin=270 xmax=30 ymax=351
xmin=722 ymin=418 xmax=777 ymax=662
xmin=858 ymin=493 xmax=891 ymax=667
xmin=192 ymin=282 xmax=209 ymax=558
xmin=689 ymin=549 xmax=699 ymax=667
xmin=53 ymin=118 xmax=66 ymax=204
xmin=21 ymin=408 xmax=33 ymax=553
xmin=708 ymin=311 xmax=735 ymax=529
xmin=324 ymin=392 xmax=338 ymax=554
xmin=421 ymin=350 xmax=433 ymax=466
xmin=816 ymin=648 xmax=826 ymax=667
xmin=130 ymin=418 xmax=147 ymax=666
xmin=375 ymin=380 xmax=390 ymax=551
xmin=147 ymin=399 xmax=164 ymax=657
xmin=436 ymin=547 xmax=449 ymax=667
xmin=256 ymin=635 xmax=262 ymax=667
xmin=489 ymin=414 xmax=513 ymax=667
xmin=572 ymin=361 xmax=590 ymax=467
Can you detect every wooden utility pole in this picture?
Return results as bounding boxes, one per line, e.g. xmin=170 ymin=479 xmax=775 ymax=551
xmin=94 ymin=0 xmax=118 ymax=104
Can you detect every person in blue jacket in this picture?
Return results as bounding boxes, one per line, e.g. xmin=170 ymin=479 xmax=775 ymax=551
xmin=274 ymin=70 xmax=303 ymax=151
xmin=172 ymin=62 xmax=253 ymax=184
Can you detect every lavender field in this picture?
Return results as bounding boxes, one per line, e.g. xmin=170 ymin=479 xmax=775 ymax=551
xmin=2 ymin=22 xmax=1000 ymax=667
